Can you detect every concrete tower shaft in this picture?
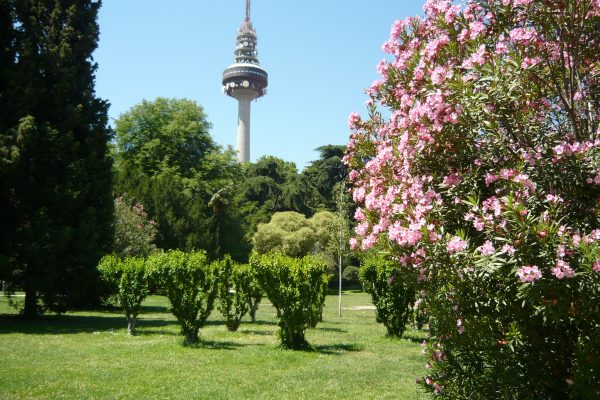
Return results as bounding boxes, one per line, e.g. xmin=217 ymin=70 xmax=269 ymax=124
xmin=222 ymin=0 xmax=268 ymax=163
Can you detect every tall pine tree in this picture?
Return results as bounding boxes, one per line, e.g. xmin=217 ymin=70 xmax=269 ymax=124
xmin=0 ymin=0 xmax=113 ymax=315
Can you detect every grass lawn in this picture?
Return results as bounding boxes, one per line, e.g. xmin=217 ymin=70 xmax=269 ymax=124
xmin=0 ymin=291 xmax=430 ymax=399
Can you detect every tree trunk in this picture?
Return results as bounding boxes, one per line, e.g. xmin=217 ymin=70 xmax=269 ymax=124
xmin=184 ymin=328 xmax=199 ymax=345
xmin=126 ymin=314 xmax=136 ymax=335
xmin=23 ymin=287 xmax=38 ymax=317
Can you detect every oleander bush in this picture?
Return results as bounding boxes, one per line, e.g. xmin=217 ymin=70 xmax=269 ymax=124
xmin=359 ymin=254 xmax=416 ymax=337
xmin=148 ymin=250 xmax=217 ymax=345
xmin=98 ymin=254 xmax=150 ymax=335
xmin=345 ymin=0 xmax=600 ymax=398
xmin=250 ymin=253 xmax=330 ymax=349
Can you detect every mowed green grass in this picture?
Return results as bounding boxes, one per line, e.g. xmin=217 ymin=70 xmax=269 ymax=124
xmin=0 ymin=291 xmax=430 ymax=399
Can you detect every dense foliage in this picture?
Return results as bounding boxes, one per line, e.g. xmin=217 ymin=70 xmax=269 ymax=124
xmin=0 ymin=0 xmax=113 ymax=315
xmin=345 ymin=0 xmax=600 ymax=398
xmin=250 ymin=253 xmax=330 ymax=349
xmin=149 ymin=250 xmax=217 ymax=345
xmin=302 ymin=145 xmax=348 ymax=210
xmin=112 ymin=98 xmax=243 ymax=259
xmin=359 ymin=254 xmax=416 ymax=337
xmin=216 ymin=255 xmax=253 ymax=332
xmin=98 ymin=254 xmax=150 ymax=335
xmin=253 ymin=211 xmax=341 ymax=265
xmin=113 ymin=196 xmax=157 ymax=258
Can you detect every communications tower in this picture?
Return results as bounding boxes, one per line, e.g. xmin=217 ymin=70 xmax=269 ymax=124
xmin=222 ymin=0 xmax=268 ymax=163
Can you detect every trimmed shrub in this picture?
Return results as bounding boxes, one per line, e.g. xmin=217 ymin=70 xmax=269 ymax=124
xmin=359 ymin=255 xmax=415 ymax=337
xmin=149 ymin=250 xmax=217 ymax=345
xmin=98 ymin=254 xmax=150 ymax=335
xmin=246 ymin=271 xmax=263 ymax=323
xmin=250 ymin=253 xmax=330 ymax=349
xmin=216 ymin=256 xmax=252 ymax=332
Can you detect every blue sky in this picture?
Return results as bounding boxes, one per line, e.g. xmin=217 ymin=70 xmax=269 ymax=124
xmin=94 ymin=1 xmax=425 ymax=169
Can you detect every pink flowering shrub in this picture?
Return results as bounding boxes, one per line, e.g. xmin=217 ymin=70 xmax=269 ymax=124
xmin=345 ymin=0 xmax=600 ymax=398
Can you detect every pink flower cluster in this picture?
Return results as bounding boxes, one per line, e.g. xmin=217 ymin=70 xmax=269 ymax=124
xmin=516 ymin=265 xmax=542 ymax=283
xmin=345 ymin=0 xmax=600 ymax=289
xmin=447 ymin=236 xmax=468 ymax=254
xmin=478 ymin=240 xmax=495 ymax=256
xmin=551 ymin=260 xmax=575 ymax=279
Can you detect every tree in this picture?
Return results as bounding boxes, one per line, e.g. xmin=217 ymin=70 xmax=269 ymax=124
xmin=0 ymin=0 xmax=113 ymax=315
xmin=98 ymin=255 xmax=150 ymax=335
xmin=112 ymin=98 xmax=242 ymax=259
xmin=346 ymin=1 xmax=600 ymax=398
xmin=359 ymin=254 xmax=416 ymax=337
xmin=252 ymin=211 xmax=340 ymax=261
xmin=302 ymin=145 xmax=347 ymax=210
xmin=149 ymin=250 xmax=217 ymax=345
xmin=216 ymin=256 xmax=253 ymax=332
xmin=236 ymin=156 xmax=322 ymax=246
xmin=250 ymin=253 xmax=330 ymax=350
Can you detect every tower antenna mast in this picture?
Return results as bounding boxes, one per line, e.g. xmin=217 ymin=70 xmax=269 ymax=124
xmin=222 ymin=0 xmax=268 ymax=163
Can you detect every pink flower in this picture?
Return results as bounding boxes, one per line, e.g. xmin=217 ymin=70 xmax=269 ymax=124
xmin=442 ymin=172 xmax=462 ymax=187
xmin=473 ymin=217 xmax=485 ymax=231
xmin=469 ymin=21 xmax=486 ymax=39
xmin=355 ymin=222 xmax=369 ymax=237
xmin=361 ymin=234 xmax=377 ymax=250
xmin=501 ymin=244 xmax=516 ymax=256
xmin=478 ymin=240 xmax=495 ymax=256
xmin=353 ymin=187 xmax=366 ymax=203
xmin=546 ymin=194 xmax=563 ymax=204
xmin=348 ymin=112 xmax=361 ymax=129
xmin=516 ymin=265 xmax=542 ymax=283
xmin=485 ymin=173 xmax=498 ymax=186
xmin=593 ymin=261 xmax=600 ymax=272
xmin=553 ymin=144 xmax=565 ymax=156
xmin=551 ymin=260 xmax=575 ymax=279
xmin=447 ymin=236 xmax=468 ymax=254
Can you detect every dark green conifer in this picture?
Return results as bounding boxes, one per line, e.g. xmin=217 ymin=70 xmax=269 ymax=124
xmin=0 ymin=0 xmax=113 ymax=315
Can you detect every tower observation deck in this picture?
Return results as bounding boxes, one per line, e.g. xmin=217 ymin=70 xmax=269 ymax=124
xmin=222 ymin=0 xmax=268 ymax=163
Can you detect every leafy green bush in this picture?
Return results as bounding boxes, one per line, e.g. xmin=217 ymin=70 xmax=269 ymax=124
xmin=250 ymin=253 xmax=330 ymax=349
xmin=359 ymin=255 xmax=415 ymax=338
xmin=98 ymin=254 xmax=150 ymax=335
xmin=216 ymin=256 xmax=254 ymax=332
xmin=149 ymin=250 xmax=217 ymax=345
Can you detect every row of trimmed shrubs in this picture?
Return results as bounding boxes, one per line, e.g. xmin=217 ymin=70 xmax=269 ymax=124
xmin=98 ymin=251 xmax=330 ymax=349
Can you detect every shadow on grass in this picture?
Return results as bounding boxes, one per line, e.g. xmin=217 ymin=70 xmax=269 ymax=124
xmin=139 ymin=305 xmax=170 ymax=313
xmin=186 ymin=339 xmax=253 ymax=350
xmin=237 ymin=329 xmax=273 ymax=336
xmin=310 ymin=342 xmax=364 ymax=355
xmin=399 ymin=333 xmax=426 ymax=344
xmin=0 ymin=314 xmax=178 ymax=335
xmin=239 ymin=319 xmax=277 ymax=327
xmin=315 ymin=326 xmax=348 ymax=333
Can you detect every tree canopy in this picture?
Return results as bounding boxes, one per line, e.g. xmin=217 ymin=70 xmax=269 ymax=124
xmin=112 ymin=97 xmax=243 ymax=260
